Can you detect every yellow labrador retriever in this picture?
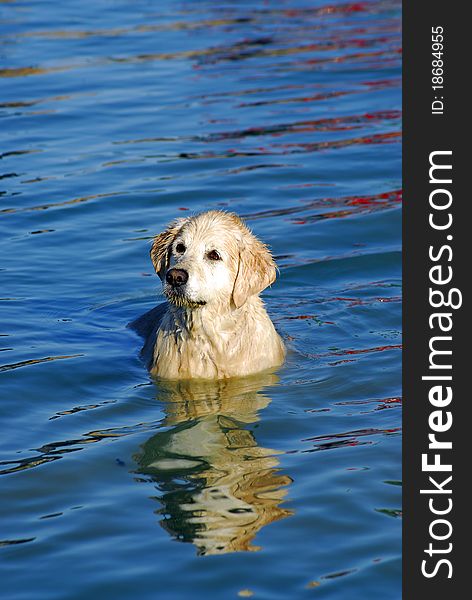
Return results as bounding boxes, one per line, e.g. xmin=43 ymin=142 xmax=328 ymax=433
xmin=131 ymin=210 xmax=285 ymax=379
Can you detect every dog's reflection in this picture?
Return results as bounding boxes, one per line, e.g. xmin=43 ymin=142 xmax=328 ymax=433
xmin=134 ymin=373 xmax=293 ymax=555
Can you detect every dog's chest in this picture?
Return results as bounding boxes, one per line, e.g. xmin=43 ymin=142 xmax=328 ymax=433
xmin=146 ymin=303 xmax=284 ymax=379
xmin=152 ymin=326 xmax=233 ymax=379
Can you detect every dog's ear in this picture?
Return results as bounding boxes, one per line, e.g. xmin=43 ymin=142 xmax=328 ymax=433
xmin=232 ymin=232 xmax=277 ymax=309
xmin=150 ymin=218 xmax=188 ymax=280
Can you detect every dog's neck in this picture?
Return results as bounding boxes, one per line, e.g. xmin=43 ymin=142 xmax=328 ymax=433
xmin=167 ymin=297 xmax=262 ymax=338
xmin=148 ymin=294 xmax=284 ymax=379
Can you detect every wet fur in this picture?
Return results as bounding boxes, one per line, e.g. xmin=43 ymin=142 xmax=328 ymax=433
xmin=130 ymin=210 xmax=286 ymax=379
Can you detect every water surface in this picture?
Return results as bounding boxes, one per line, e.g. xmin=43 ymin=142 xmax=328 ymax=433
xmin=1 ymin=1 xmax=401 ymax=598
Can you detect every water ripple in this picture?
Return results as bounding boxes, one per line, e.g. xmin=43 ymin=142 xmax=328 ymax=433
xmin=1 ymin=0 xmax=401 ymax=595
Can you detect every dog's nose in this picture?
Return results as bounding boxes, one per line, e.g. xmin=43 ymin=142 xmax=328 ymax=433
xmin=166 ymin=268 xmax=188 ymax=287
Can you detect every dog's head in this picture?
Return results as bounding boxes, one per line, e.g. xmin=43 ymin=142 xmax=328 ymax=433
xmin=150 ymin=211 xmax=277 ymax=309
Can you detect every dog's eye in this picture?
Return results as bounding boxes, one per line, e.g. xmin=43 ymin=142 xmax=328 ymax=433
xmin=207 ymin=250 xmax=222 ymax=261
xmin=175 ymin=243 xmax=186 ymax=253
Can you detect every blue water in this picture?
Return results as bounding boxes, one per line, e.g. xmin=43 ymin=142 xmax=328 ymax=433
xmin=0 ymin=1 xmax=401 ymax=598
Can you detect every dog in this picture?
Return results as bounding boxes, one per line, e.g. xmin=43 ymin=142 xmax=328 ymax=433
xmin=130 ymin=210 xmax=286 ymax=379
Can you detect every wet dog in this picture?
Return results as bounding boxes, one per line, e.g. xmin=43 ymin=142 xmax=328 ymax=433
xmin=130 ymin=210 xmax=285 ymax=379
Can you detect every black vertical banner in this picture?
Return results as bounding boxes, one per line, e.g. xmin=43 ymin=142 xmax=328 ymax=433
xmin=403 ymin=3 xmax=468 ymax=598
